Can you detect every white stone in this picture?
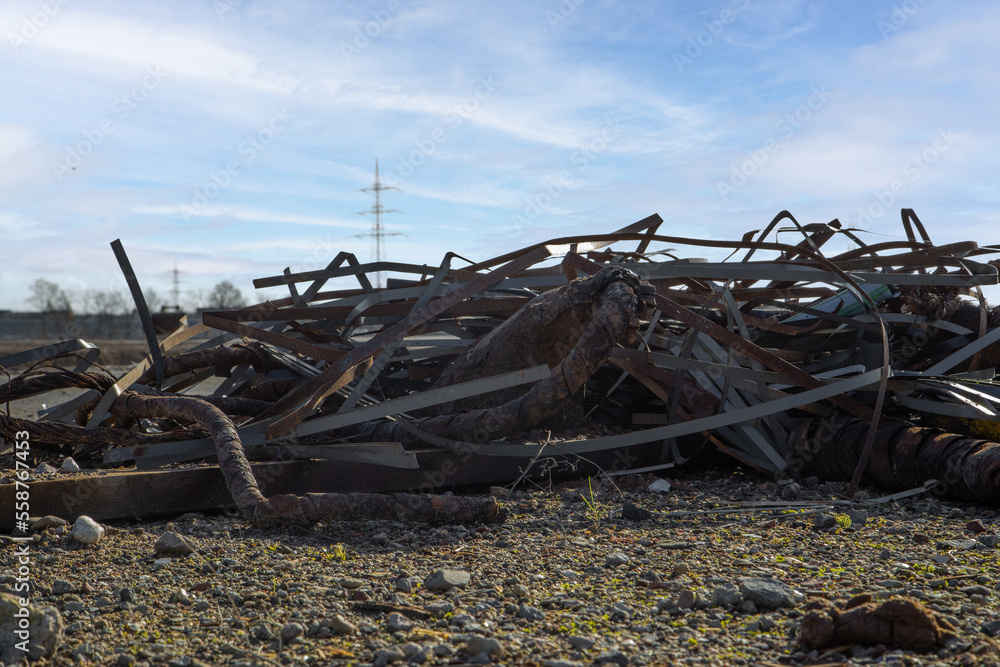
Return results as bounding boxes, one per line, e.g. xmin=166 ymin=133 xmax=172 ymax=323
xmin=648 ymin=479 xmax=672 ymax=493
xmin=70 ymin=516 xmax=104 ymax=545
xmin=59 ymin=457 xmax=80 ymax=473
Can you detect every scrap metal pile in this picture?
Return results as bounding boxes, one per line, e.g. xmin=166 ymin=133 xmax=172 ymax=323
xmin=4 ymin=209 xmax=1000 ymax=526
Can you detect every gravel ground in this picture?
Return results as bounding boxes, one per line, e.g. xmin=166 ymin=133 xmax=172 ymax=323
xmin=4 ymin=470 xmax=1000 ymax=666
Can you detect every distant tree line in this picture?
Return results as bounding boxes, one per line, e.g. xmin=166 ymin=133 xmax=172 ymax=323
xmin=23 ymin=278 xmax=248 ymax=339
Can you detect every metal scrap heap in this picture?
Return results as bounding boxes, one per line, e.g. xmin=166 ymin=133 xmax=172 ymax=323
xmin=3 ymin=209 xmax=1000 ymax=526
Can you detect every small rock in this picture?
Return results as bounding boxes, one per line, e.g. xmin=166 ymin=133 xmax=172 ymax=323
xmin=913 ymin=533 xmax=930 ymax=544
xmin=0 ymin=593 xmax=64 ymax=662
xmin=741 ymin=578 xmax=801 ymax=610
xmin=373 ymin=647 xmax=406 ymax=667
xmin=426 ymin=601 xmax=454 ymax=616
xmin=34 ymin=462 xmax=57 ymax=475
xmin=31 ymin=516 xmax=68 ymax=532
xmin=169 ymin=589 xmax=191 ymax=605
xmin=329 ymin=615 xmax=356 ymax=635
xmin=154 ymin=532 xmax=196 ymax=555
xmin=621 ymin=502 xmax=652 ymax=521
xmin=594 ymin=650 xmax=629 ymax=665
xmin=396 ymin=576 xmax=420 ymax=593
xmin=711 ymin=583 xmax=742 ymax=607
xmin=819 ymin=481 xmax=845 ymax=494
xmin=340 ymin=578 xmax=364 ymax=589
xmin=544 ymin=661 xmax=584 ymax=667
xmin=279 ymin=622 xmax=303 ymax=642
xmin=387 ymin=612 xmax=414 ymax=632
xmin=853 ymin=489 xmax=872 ymax=501
xmin=51 ymin=580 xmax=74 ymax=596
xmin=424 ymin=569 xmax=470 ymax=591
xmin=979 ymin=535 xmax=1000 ymax=548
xmin=605 ymin=552 xmax=630 ymax=567
xmin=847 ymin=509 xmax=869 ymax=527
xmin=648 ymin=479 xmax=672 ymax=493
xmin=967 ymin=519 xmax=989 ymax=534
xmin=371 ymin=532 xmax=388 ymax=545
xmin=465 ymin=636 xmax=503 ymax=658
xmin=813 ymin=513 xmax=838 ymax=530
xmin=70 ymin=516 xmax=104 ymax=545
xmin=672 ymin=562 xmax=691 ymax=576
xmin=519 ymin=603 xmax=546 ymax=621
xmin=781 ymin=483 xmax=801 ymax=500
xmin=509 ymin=583 xmax=529 ymax=598
xmin=567 ymin=635 xmax=595 ymax=649
xmin=60 ymin=457 xmax=81 ymax=473
xmin=677 ymin=589 xmax=698 ymax=609
xmin=982 ymin=620 xmax=1000 ymax=636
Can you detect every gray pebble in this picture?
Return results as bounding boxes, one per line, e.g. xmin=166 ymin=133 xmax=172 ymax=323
xmin=31 ymin=516 xmax=68 ymax=532
xmin=594 ymin=650 xmax=629 ymax=665
xmin=741 ymin=578 xmax=802 ymax=609
xmin=387 ymin=612 xmax=415 ymax=632
xmin=711 ymin=583 xmax=742 ymax=607
xmin=424 ymin=569 xmax=470 ymax=591
xmin=279 ymin=622 xmax=303 ymax=642
xmin=51 ymin=580 xmax=74 ymax=596
xmin=154 ymin=532 xmax=196 ymax=555
xmin=567 ymin=635 xmax=595 ymax=649
xmin=781 ymin=483 xmax=801 ymax=500
xmin=330 ymin=615 xmax=356 ymax=635
xmin=519 ymin=603 xmax=546 ymax=621
xmin=426 ymin=601 xmax=455 ymax=617
xmin=677 ymin=589 xmax=698 ymax=609
xmin=395 ymin=576 xmax=420 ymax=593
xmin=605 ymin=552 xmax=630 ymax=567
xmin=465 ymin=636 xmax=503 ymax=658
xmin=847 ymin=509 xmax=869 ymax=526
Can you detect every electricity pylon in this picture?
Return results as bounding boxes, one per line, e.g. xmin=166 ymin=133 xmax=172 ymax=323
xmin=355 ymin=159 xmax=403 ymax=288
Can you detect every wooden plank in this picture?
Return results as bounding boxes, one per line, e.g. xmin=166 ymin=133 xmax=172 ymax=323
xmin=0 ymin=442 xmax=665 ymax=528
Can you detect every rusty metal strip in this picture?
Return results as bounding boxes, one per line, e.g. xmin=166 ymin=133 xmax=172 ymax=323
xmin=340 ymin=254 xmax=457 ymax=410
xmin=0 ymin=339 xmax=100 ymax=372
xmin=86 ymin=323 xmax=210 ymax=428
xmin=924 ymin=325 xmax=1000 ymax=376
xmin=111 ymin=239 xmax=165 ymax=387
xmin=200 ymin=312 xmax=348 ymax=363
xmin=252 ymin=246 xmax=553 ymax=439
xmin=103 ymin=364 xmax=551 ymax=465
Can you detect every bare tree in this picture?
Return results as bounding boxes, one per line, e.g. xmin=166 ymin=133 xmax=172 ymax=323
xmin=27 ymin=278 xmax=71 ymax=313
xmin=205 ymin=281 xmax=247 ymax=310
xmin=86 ymin=289 xmax=131 ymax=338
xmin=27 ymin=278 xmax=71 ymax=337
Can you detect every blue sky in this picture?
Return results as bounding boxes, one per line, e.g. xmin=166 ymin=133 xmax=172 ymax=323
xmin=1 ymin=0 xmax=998 ymax=311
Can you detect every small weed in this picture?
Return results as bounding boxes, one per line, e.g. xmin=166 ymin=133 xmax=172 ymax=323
xmin=580 ymin=477 xmax=604 ymax=526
